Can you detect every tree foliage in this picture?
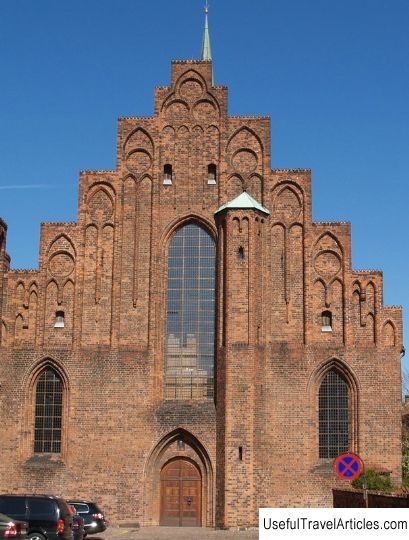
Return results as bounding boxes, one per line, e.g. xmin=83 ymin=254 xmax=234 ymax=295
xmin=352 ymin=469 xmax=393 ymax=492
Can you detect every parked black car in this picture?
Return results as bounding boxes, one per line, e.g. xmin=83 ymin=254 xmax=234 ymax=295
xmin=0 ymin=512 xmax=28 ymax=540
xmin=0 ymin=495 xmax=72 ymax=540
xmin=67 ymin=507 xmax=84 ymax=540
xmin=66 ymin=502 xmax=107 ymax=537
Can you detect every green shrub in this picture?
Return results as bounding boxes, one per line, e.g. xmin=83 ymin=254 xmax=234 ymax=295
xmin=352 ymin=469 xmax=393 ymax=492
xmin=402 ymin=451 xmax=409 ymax=479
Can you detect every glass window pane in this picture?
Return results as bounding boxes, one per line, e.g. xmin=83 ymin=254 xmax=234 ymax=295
xmin=165 ymin=223 xmax=215 ymax=400
xmin=34 ymin=369 xmax=63 ymax=453
xmin=319 ymin=369 xmax=349 ymax=458
xmin=28 ymin=499 xmax=55 ymax=518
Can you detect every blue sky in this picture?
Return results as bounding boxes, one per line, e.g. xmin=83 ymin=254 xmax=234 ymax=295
xmin=0 ymin=0 xmax=407 ymax=367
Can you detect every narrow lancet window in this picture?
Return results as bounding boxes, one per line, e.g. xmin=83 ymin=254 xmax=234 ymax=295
xmin=207 ymin=164 xmax=217 ymax=185
xmin=34 ymin=368 xmax=63 ymax=453
xmin=319 ymin=369 xmax=349 ymax=458
xmin=165 ymin=223 xmax=216 ymax=399
xmin=321 ymin=310 xmax=332 ymax=332
xmin=163 ymin=164 xmax=173 ymax=185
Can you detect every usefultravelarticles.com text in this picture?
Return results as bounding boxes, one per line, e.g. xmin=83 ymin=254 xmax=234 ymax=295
xmin=259 ymin=509 xmax=409 ymax=539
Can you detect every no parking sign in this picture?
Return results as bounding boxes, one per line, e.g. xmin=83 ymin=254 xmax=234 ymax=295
xmin=333 ymin=452 xmax=363 ymax=480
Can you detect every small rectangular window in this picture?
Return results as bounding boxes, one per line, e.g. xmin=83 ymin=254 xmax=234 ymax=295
xmin=177 ymin=439 xmax=185 ymax=450
xmin=207 ymin=164 xmax=217 ymax=185
xmin=163 ymin=164 xmax=173 ymax=185
xmin=321 ymin=311 xmax=332 ymax=332
xmin=54 ymin=311 xmax=65 ymax=328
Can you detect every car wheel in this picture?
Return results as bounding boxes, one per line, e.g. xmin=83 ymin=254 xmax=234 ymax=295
xmin=28 ymin=534 xmax=46 ymax=540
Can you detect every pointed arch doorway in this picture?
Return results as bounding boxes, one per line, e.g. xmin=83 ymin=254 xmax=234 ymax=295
xmin=160 ymin=458 xmax=201 ymax=527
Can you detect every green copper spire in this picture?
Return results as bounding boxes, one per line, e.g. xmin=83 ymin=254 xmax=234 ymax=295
xmin=215 ymin=192 xmax=270 ymax=216
xmin=201 ymin=1 xmax=212 ymax=62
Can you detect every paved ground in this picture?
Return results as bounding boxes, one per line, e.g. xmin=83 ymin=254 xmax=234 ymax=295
xmin=97 ymin=525 xmax=259 ymax=539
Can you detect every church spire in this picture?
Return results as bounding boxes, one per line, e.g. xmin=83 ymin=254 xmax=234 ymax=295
xmin=201 ymin=1 xmax=212 ymax=62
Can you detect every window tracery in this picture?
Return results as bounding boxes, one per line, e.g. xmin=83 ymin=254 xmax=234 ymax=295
xmin=165 ymin=222 xmax=215 ymax=400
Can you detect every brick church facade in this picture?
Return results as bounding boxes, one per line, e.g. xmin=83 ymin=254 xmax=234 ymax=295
xmin=0 ymin=57 xmax=403 ymax=527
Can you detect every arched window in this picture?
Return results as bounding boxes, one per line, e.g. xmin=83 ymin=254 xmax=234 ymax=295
xmin=54 ymin=311 xmax=65 ymax=328
xmin=34 ymin=368 xmax=63 ymax=453
xmin=319 ymin=369 xmax=349 ymax=458
xmin=165 ymin=223 xmax=216 ymax=400
xmin=207 ymin=164 xmax=217 ymax=185
xmin=321 ymin=310 xmax=332 ymax=332
xmin=163 ymin=164 xmax=173 ymax=185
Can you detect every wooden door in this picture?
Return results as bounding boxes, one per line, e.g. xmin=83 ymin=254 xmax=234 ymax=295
xmin=160 ymin=458 xmax=201 ymax=527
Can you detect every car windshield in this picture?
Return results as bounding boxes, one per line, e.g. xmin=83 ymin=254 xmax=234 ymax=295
xmin=70 ymin=504 xmax=89 ymax=514
xmin=87 ymin=503 xmax=102 ymax=513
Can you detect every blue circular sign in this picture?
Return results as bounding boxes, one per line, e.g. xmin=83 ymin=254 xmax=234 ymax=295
xmin=334 ymin=452 xmax=363 ymax=480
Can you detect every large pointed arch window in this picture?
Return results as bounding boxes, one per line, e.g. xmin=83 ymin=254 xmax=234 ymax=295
xmin=165 ymin=223 xmax=216 ymax=399
xmin=319 ymin=369 xmax=350 ymax=458
xmin=34 ymin=368 xmax=63 ymax=453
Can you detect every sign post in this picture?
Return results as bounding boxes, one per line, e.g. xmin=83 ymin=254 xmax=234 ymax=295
xmin=361 ymin=461 xmax=369 ymax=508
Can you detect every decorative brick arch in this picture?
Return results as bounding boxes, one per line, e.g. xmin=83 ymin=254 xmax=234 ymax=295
xmin=46 ymin=233 xmax=76 ymax=258
xmin=123 ymin=126 xmax=155 ymax=154
xmin=174 ymin=69 xmax=208 ymax=93
xmin=161 ymin=214 xmax=217 ymax=247
xmin=382 ymin=320 xmax=396 ymax=346
xmin=143 ymin=428 xmax=214 ymax=527
xmin=0 ymin=319 xmax=7 ymax=347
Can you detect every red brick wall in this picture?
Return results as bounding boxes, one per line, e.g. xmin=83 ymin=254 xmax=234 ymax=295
xmin=0 ymin=60 xmax=403 ymax=527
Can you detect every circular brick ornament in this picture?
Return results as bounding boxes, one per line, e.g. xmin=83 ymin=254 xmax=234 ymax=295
xmin=48 ymin=252 xmax=75 ymax=278
xmin=314 ymin=250 xmax=341 ymax=278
